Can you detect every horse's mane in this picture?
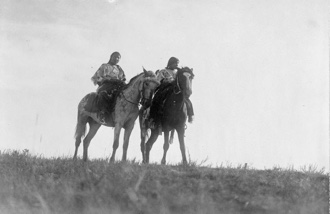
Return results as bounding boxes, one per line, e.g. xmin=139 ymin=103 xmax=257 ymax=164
xmin=123 ymin=70 xmax=157 ymax=90
xmin=126 ymin=73 xmax=143 ymax=86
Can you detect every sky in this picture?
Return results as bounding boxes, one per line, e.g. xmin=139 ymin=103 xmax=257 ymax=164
xmin=0 ymin=0 xmax=329 ymax=170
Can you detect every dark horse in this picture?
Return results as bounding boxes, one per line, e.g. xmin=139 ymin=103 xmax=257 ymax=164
xmin=74 ymin=68 xmax=160 ymax=162
xmin=139 ymin=67 xmax=194 ymax=164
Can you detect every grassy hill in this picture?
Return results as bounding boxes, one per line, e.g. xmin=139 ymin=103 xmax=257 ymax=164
xmin=0 ymin=150 xmax=328 ymax=214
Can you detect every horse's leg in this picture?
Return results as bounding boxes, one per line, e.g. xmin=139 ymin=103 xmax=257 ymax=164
xmin=145 ymin=129 xmax=159 ymax=163
xmin=138 ymin=109 xmax=148 ymax=163
xmin=140 ymin=128 xmax=148 ymax=163
xmin=122 ymin=122 xmax=135 ymax=161
xmin=161 ymin=130 xmax=170 ymax=165
xmin=82 ymin=121 xmax=101 ymax=162
xmin=177 ymin=126 xmax=188 ymax=165
xmin=110 ymin=124 xmax=122 ymax=163
xmin=73 ymin=139 xmax=81 ymax=160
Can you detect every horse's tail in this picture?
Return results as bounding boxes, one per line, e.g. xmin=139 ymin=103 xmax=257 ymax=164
xmin=169 ymin=129 xmax=175 ymax=144
xmin=74 ymin=95 xmax=89 ymax=139
xmin=74 ymin=112 xmax=87 ymax=140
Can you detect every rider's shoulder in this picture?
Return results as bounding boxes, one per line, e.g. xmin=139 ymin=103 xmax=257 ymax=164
xmin=101 ymin=63 xmax=117 ymax=70
xmin=98 ymin=63 xmax=109 ymax=69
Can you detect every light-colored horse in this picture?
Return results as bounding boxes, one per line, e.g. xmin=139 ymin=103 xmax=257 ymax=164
xmin=140 ymin=67 xmax=194 ymax=164
xmin=74 ymin=69 xmax=160 ymax=162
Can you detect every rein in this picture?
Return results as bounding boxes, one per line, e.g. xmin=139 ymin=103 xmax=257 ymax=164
xmin=121 ymin=78 xmax=157 ymax=106
xmin=121 ymin=92 xmax=140 ymax=106
xmin=173 ymin=77 xmax=182 ymax=95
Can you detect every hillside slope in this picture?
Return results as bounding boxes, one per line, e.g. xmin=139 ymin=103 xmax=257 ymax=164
xmin=0 ymin=150 xmax=328 ymax=214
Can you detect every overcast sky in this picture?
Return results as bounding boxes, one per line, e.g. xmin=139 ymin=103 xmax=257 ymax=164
xmin=1 ymin=0 xmax=328 ymax=170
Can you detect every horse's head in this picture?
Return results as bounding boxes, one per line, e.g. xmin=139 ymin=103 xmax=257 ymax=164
xmin=140 ymin=67 xmax=160 ymax=107
xmin=176 ymin=67 xmax=194 ymax=97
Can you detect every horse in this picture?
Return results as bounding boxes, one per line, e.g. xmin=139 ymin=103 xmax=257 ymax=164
xmin=73 ymin=68 xmax=160 ymax=162
xmin=139 ymin=67 xmax=194 ymax=164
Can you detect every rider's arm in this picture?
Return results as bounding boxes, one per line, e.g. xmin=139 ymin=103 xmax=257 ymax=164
xmin=157 ymin=69 xmax=174 ymax=83
xmin=91 ymin=64 xmax=106 ymax=85
xmin=117 ymin=65 xmax=126 ymax=82
xmin=156 ymin=69 xmax=166 ymax=82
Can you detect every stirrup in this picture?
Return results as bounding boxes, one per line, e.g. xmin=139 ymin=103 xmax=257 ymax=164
xmin=99 ymin=112 xmax=107 ymax=125
xmin=99 ymin=118 xmax=106 ymax=125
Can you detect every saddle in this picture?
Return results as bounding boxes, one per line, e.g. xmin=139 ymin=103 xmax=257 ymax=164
xmin=84 ymin=79 xmax=126 ymax=116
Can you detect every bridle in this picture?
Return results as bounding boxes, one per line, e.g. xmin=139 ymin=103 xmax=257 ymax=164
xmin=173 ymin=70 xmax=194 ymax=95
xmin=140 ymin=78 xmax=160 ymax=107
xmin=121 ymin=77 xmax=159 ymax=106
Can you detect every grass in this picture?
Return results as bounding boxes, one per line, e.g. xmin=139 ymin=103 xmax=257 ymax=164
xmin=0 ymin=150 xmax=328 ymax=214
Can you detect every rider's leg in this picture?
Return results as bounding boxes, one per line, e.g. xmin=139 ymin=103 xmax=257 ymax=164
xmin=185 ymin=98 xmax=194 ymax=123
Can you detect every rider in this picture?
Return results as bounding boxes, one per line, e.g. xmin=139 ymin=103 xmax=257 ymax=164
xmin=91 ymin=51 xmax=126 ymax=87
xmin=156 ymin=57 xmax=179 ymax=83
xmin=150 ymin=57 xmax=194 ymax=129
xmin=89 ymin=52 xmax=126 ymax=124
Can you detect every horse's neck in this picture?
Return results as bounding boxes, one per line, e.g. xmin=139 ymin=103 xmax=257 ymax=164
xmin=122 ymin=75 xmax=142 ymax=103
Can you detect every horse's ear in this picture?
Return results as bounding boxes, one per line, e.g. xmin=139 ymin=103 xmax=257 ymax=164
xmin=142 ymin=66 xmax=147 ymax=74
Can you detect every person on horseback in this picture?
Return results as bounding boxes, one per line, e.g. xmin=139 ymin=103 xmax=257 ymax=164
xmin=88 ymin=52 xmax=126 ymax=124
xmin=156 ymin=57 xmax=179 ymax=83
xmin=149 ymin=57 xmax=194 ymax=130
xmin=91 ymin=51 xmax=126 ymax=87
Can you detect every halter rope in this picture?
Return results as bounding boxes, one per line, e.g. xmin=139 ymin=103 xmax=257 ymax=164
xmin=173 ymin=75 xmax=182 ymax=94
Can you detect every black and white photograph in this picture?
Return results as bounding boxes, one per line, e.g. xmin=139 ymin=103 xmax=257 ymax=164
xmin=0 ymin=0 xmax=328 ymax=213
